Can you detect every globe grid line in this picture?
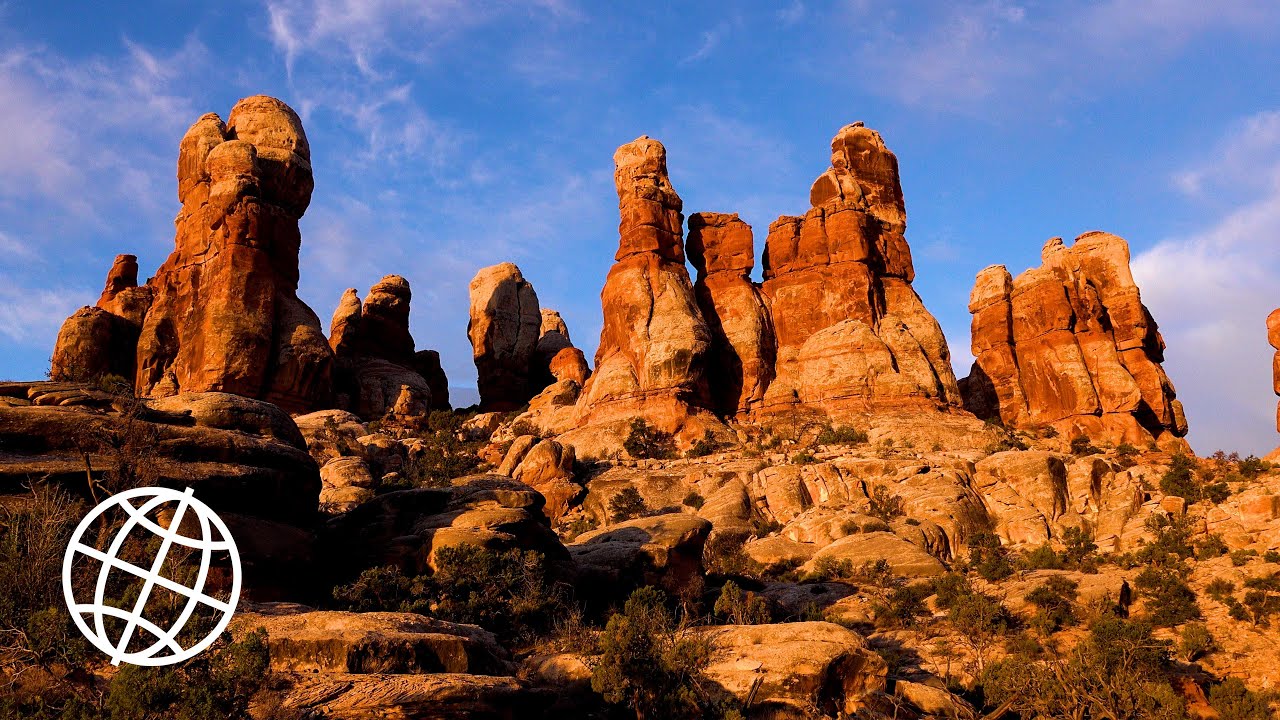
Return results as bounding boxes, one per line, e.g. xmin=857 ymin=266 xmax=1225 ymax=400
xmin=62 ymin=486 xmax=242 ymax=668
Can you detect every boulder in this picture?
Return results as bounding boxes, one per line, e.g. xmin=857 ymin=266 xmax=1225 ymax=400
xmin=569 ymin=513 xmax=710 ymax=593
xmin=698 ymin=622 xmax=887 ymax=716
xmin=230 ymin=604 xmax=510 ymax=675
xmin=802 ymin=531 xmax=947 ymax=578
xmin=270 ymin=673 xmax=548 ymax=720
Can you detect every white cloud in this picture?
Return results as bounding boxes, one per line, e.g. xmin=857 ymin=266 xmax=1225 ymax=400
xmin=1131 ymin=110 xmax=1280 ymax=455
xmin=0 ymin=276 xmax=90 ymax=345
xmin=778 ymin=1 xmax=806 ymax=25
xmin=683 ymin=24 xmax=727 ymax=64
xmin=846 ymin=0 xmax=1280 ymax=113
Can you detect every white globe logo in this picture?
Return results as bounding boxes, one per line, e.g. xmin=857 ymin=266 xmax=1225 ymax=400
xmin=62 ymin=486 xmax=241 ymax=667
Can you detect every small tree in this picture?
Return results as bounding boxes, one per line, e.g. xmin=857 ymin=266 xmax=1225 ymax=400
xmin=624 ymin=419 xmax=676 ymax=460
xmin=867 ymin=485 xmax=906 ymax=522
xmin=610 ymin=487 xmax=649 ymax=522
xmin=1178 ymin=623 xmax=1214 ymax=662
xmin=591 ymin=587 xmax=716 ymax=720
xmin=713 ymin=581 xmax=771 ymax=625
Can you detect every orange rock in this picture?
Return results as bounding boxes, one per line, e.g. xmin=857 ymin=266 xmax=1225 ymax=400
xmin=567 ymin=136 xmax=723 ymax=452
xmin=758 ymin=124 xmax=959 ymax=414
xmin=53 ymin=98 xmax=333 ymax=412
xmin=329 ymin=276 xmax=443 ymax=418
xmin=962 ymin=233 xmax=1188 ymax=445
xmin=687 ymin=212 xmax=775 ymax=415
xmin=468 ymin=263 xmax=543 ymax=411
xmin=1269 ymin=308 xmax=1280 ymax=433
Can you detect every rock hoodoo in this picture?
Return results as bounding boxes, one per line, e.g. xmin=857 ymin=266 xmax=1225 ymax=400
xmin=567 ymin=136 xmax=722 ymax=449
xmin=468 ymin=263 xmax=544 ymax=411
xmin=328 ymin=275 xmax=449 ymax=419
xmin=51 ymin=96 xmax=335 ymax=413
xmin=756 ymin=123 xmax=960 ymax=414
xmin=687 ymin=212 xmax=775 ymax=415
xmin=960 ymin=232 xmax=1188 ymax=445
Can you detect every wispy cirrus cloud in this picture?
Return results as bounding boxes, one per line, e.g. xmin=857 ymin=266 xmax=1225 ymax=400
xmin=1131 ymin=110 xmax=1280 ymax=455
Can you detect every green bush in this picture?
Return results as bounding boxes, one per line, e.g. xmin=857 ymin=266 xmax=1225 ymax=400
xmin=1070 ymin=436 xmax=1100 ymax=456
xmin=623 ymin=419 xmax=676 ymax=460
xmin=790 ymin=450 xmax=817 ymax=465
xmin=966 ymin=532 xmax=1014 ymax=581
xmin=867 ymin=484 xmax=906 ymax=522
xmin=610 ymin=487 xmax=649 ymax=522
xmin=332 ymin=565 xmax=425 ymax=613
xmin=816 ymin=425 xmax=868 ymax=446
xmin=681 ymin=491 xmax=705 ymax=509
xmin=1134 ymin=566 xmax=1200 ymax=627
xmin=1242 ymin=573 xmax=1280 ymax=626
xmin=873 ymin=582 xmax=932 ymax=629
xmin=1159 ymin=453 xmax=1229 ymax=505
xmin=1026 ymin=576 xmax=1079 ymax=634
xmin=1231 ymin=549 xmax=1258 ymax=567
xmin=1237 ymin=455 xmax=1271 ymax=480
xmin=1178 ymin=623 xmax=1214 ymax=662
xmin=685 ymin=430 xmax=724 ymax=458
xmin=713 ymin=581 xmax=771 ymax=625
xmin=1195 ymin=533 xmax=1229 ymax=560
xmin=591 ymin=587 xmax=727 ymax=719
xmin=1208 ymin=677 xmax=1275 ymax=720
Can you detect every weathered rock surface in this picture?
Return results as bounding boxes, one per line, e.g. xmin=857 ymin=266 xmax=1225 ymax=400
xmin=698 ymin=622 xmax=887 ymax=716
xmin=267 ymin=673 xmax=548 ymax=720
xmin=329 ymin=276 xmax=445 ymax=419
xmin=565 ymin=137 xmax=724 ymax=454
xmin=141 ymin=98 xmax=333 ymax=411
xmin=497 ymin=436 xmax=582 ymax=520
xmin=51 ymin=255 xmax=153 ymax=384
xmin=231 ymin=604 xmax=510 ymax=675
xmin=757 ymin=123 xmax=960 ymax=415
xmin=0 ymin=381 xmax=319 ymax=597
xmin=569 ymin=513 xmax=710 ymax=595
xmin=469 ymin=263 xmax=543 ymax=411
xmin=687 ymin=212 xmax=776 ymax=415
xmin=319 ymin=475 xmax=570 ymax=580
xmin=961 ymin=233 xmax=1188 ymax=446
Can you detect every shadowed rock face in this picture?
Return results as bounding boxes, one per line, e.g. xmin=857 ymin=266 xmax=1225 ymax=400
xmin=468 ymin=263 xmax=543 ymax=411
xmin=687 ymin=212 xmax=775 ymax=415
xmin=51 ymin=96 xmax=334 ymax=413
xmin=961 ymin=232 xmax=1188 ymax=446
xmin=328 ymin=275 xmax=448 ymax=419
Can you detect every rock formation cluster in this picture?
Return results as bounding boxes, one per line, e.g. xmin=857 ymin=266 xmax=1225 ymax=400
xmin=1269 ymin=308 xmax=1280 ymax=435
xmin=50 ymin=96 xmax=448 ymax=419
xmin=960 ymin=233 xmax=1188 ymax=446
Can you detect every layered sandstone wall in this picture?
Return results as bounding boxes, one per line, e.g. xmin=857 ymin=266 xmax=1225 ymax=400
xmin=960 ymin=233 xmax=1188 ymax=446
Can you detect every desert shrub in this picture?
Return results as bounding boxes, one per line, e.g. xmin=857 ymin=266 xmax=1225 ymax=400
xmin=790 ymin=450 xmax=817 ymax=465
xmin=563 ymin=515 xmax=598 ymax=541
xmin=1134 ymin=566 xmax=1200 ymax=627
xmin=1136 ymin=512 xmax=1197 ymax=565
xmin=401 ymin=411 xmax=483 ymax=486
xmin=1061 ymin=525 xmax=1099 ymax=569
xmin=624 ymin=419 xmax=676 ymax=460
xmin=509 ymin=419 xmax=542 ymax=438
xmin=610 ymin=487 xmax=649 ymax=522
xmin=860 ymin=520 xmax=891 ymax=533
xmin=685 ymin=430 xmax=724 ymax=459
xmin=332 ymin=565 xmax=424 ymax=613
xmin=867 ymin=484 xmax=905 ymax=522
xmin=934 ymin=575 xmax=1011 ymax=672
xmin=1208 ymin=677 xmax=1275 ymax=720
xmin=1195 ymin=533 xmax=1230 ymax=560
xmin=1018 ymin=543 xmax=1066 ymax=571
xmin=1230 ymin=549 xmax=1258 ymax=566
xmin=816 ymin=425 xmax=868 ymax=446
xmin=873 ymin=582 xmax=932 ymax=628
xmin=1241 ymin=572 xmax=1280 ymax=626
xmin=980 ymin=616 xmax=1184 ymax=720
xmin=984 ymin=427 xmax=1028 ymax=454
xmin=966 ymin=532 xmax=1014 ymax=581
xmin=681 ymin=491 xmax=705 ymax=509
xmin=1115 ymin=442 xmax=1140 ymax=467
xmin=1237 ymin=455 xmax=1271 ymax=480
xmin=1205 ymin=578 xmax=1236 ymax=602
xmin=94 ymin=373 xmax=132 ymax=395
xmin=1265 ymin=550 xmax=1280 ymax=564
xmin=1159 ymin=453 xmax=1229 ymax=505
xmin=1026 ymin=576 xmax=1079 ymax=634
xmin=332 ymin=547 xmax=565 ymax=641
xmin=1178 ymin=622 xmax=1214 ymax=662
xmin=713 ymin=581 xmax=771 ymax=625
xmin=1070 ymin=436 xmax=1100 ymax=456
xmin=591 ymin=587 xmax=729 ymax=719
xmin=703 ymin=531 xmax=761 ymax=579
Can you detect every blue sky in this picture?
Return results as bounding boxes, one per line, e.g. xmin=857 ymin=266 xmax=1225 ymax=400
xmin=2 ymin=1 xmax=1280 ymax=454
